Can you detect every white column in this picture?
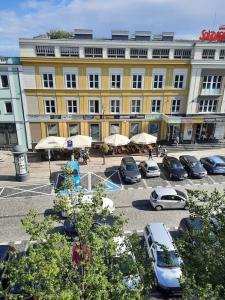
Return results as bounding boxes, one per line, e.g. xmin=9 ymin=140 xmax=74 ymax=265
xmin=79 ymin=47 xmax=85 ymax=58
xmin=186 ymin=66 xmax=202 ymax=114
xmin=54 ymin=46 xmax=60 ymax=58
xmin=169 ymin=48 xmax=174 ymax=60
xmin=125 ymin=48 xmax=129 ymax=59
xmin=103 ymin=47 xmax=107 ymax=59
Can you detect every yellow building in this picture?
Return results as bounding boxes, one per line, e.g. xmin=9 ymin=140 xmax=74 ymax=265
xmin=19 ymin=30 xmax=193 ymax=148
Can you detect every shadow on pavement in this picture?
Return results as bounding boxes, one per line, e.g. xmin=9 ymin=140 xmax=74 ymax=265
xmin=0 ymin=175 xmax=16 ymax=182
xmin=132 ymin=199 xmax=152 ymax=211
xmin=104 ymin=167 xmax=122 ymax=185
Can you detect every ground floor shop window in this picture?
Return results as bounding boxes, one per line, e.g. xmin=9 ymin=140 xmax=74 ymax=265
xmin=46 ymin=123 xmax=58 ymax=136
xmin=130 ymin=123 xmax=140 ymax=137
xmin=196 ymin=123 xmax=215 ymax=140
xmin=90 ymin=123 xmax=100 ymax=141
xmin=109 ymin=123 xmax=120 ymax=135
xmin=0 ymin=123 xmax=17 ymax=146
xmin=168 ymin=124 xmax=180 ymax=141
xmin=68 ymin=124 xmax=79 ymax=136
xmin=148 ymin=122 xmax=160 ymax=137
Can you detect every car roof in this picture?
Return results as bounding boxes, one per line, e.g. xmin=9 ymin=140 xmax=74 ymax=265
xmin=209 ymin=156 xmax=225 ymax=163
xmin=66 ymin=161 xmax=79 ymax=169
xmin=123 ymin=157 xmax=135 ymax=163
xmin=165 ymin=156 xmax=179 ymax=162
xmin=143 ymin=160 xmax=158 ymax=167
xmin=155 ymin=187 xmax=177 ymax=197
xmin=180 ymin=155 xmax=198 ymax=162
xmin=147 ymin=223 xmax=175 ymax=251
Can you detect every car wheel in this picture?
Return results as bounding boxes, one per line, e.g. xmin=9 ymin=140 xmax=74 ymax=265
xmin=153 ymin=275 xmax=159 ymax=288
xmin=169 ymin=173 xmax=173 ymax=180
xmin=155 ymin=205 xmax=163 ymax=211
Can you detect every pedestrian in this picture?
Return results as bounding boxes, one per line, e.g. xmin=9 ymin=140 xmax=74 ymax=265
xmin=175 ymin=135 xmax=179 ymax=147
xmin=148 ymin=147 xmax=153 ymax=160
xmin=155 ymin=144 xmax=159 ymax=157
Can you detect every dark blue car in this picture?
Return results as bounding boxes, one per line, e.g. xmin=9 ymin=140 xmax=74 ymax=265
xmin=200 ymin=156 xmax=225 ymax=174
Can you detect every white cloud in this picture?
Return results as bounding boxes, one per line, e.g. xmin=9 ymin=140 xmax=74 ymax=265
xmin=0 ymin=0 xmax=225 ymax=55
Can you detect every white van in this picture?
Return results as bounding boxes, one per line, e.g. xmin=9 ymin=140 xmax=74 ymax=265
xmin=144 ymin=223 xmax=182 ymax=296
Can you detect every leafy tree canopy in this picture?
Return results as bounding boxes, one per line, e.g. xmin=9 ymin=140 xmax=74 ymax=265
xmin=47 ymin=29 xmax=73 ymax=39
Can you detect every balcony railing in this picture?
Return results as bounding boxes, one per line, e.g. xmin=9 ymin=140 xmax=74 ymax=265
xmin=201 ymin=88 xmax=221 ymax=96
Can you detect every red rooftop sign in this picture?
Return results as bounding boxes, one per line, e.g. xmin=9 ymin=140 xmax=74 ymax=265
xmin=199 ymin=25 xmax=225 ymax=41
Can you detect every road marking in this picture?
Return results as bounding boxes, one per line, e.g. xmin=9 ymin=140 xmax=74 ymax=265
xmin=208 ymin=176 xmax=216 ymax=184
xmin=14 ymin=241 xmax=22 ymax=245
xmin=142 ymin=179 xmax=148 ymax=188
xmin=88 ymin=172 xmax=92 ymax=191
xmin=0 ymin=187 xmax=4 ymax=196
xmin=187 ymin=179 xmax=193 ymax=185
xmin=1 ymin=184 xmax=53 ymax=198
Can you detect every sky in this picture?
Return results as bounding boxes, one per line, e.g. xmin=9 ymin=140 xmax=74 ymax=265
xmin=0 ymin=0 xmax=225 ymax=56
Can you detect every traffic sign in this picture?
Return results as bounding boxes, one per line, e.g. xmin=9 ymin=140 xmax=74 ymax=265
xmin=67 ymin=140 xmax=73 ymax=149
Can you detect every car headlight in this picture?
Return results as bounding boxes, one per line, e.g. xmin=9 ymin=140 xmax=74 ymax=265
xmin=137 ymin=174 xmax=141 ymax=179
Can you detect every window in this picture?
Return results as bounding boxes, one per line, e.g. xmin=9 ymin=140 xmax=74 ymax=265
xmin=171 ymin=99 xmax=181 ymax=113
xmin=199 ymin=99 xmax=217 ymax=112
xmin=0 ymin=75 xmax=9 ymax=88
xmin=107 ymin=48 xmax=125 ymax=58
xmin=151 ymin=99 xmax=161 ymax=113
xmin=132 ymin=74 xmax=143 ymax=89
xmin=110 ymin=99 xmax=120 ymax=113
xmin=89 ymin=99 xmax=100 ymax=113
xmin=68 ymin=124 xmax=79 ymax=136
xmin=110 ymin=123 xmax=120 ymax=135
xmin=130 ymin=123 xmax=140 ymax=136
xmin=42 ymin=73 xmax=54 ymax=88
xmin=131 ymin=99 xmax=141 ymax=113
xmin=85 ymin=48 xmax=103 ymax=58
xmin=89 ymin=74 xmax=99 ymax=89
xmin=152 ymin=49 xmax=170 ymax=59
xmin=202 ymin=49 xmax=215 ymax=59
xmin=60 ymin=47 xmax=79 ymax=57
xmin=130 ymin=48 xmax=148 ymax=59
xmin=44 ymin=99 xmax=56 ymax=114
xmin=174 ymin=75 xmax=184 ymax=89
xmin=67 ymin=99 xmax=78 ymax=114
xmin=36 ymin=46 xmax=55 ymax=57
xmin=5 ymin=102 xmax=12 ymax=114
xmin=202 ymin=75 xmax=222 ymax=95
xmin=153 ymin=74 xmax=164 ymax=89
xmin=46 ymin=124 xmax=58 ymax=136
xmin=111 ymin=74 xmax=121 ymax=89
xmin=174 ymin=49 xmax=192 ymax=59
xmin=65 ymin=73 xmax=76 ymax=88
xmin=219 ymin=49 xmax=225 ymax=60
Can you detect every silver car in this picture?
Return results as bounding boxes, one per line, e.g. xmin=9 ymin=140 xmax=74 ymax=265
xmin=150 ymin=187 xmax=188 ymax=210
xmin=139 ymin=160 xmax=160 ymax=177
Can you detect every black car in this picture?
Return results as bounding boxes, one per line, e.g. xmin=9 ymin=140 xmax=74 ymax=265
xmin=179 ymin=155 xmax=207 ymax=178
xmin=120 ymin=157 xmax=141 ymax=183
xmin=0 ymin=245 xmax=15 ymax=289
xmin=162 ymin=156 xmax=188 ymax=180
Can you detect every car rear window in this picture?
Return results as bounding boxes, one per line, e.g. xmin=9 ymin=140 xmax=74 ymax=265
xmin=152 ymin=191 xmax=158 ymax=199
xmin=148 ymin=166 xmax=158 ymax=171
xmin=170 ymin=161 xmax=183 ymax=169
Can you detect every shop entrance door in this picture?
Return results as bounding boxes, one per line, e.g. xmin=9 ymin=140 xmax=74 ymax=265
xmin=168 ymin=125 xmax=180 ymax=141
xmin=90 ymin=124 xmax=100 ymax=142
xmin=196 ymin=123 xmax=215 ymax=140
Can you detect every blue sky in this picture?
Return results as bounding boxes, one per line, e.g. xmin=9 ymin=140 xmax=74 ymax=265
xmin=0 ymin=0 xmax=225 ymax=56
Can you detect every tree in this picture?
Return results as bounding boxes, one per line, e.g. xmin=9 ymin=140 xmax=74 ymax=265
xmin=47 ymin=29 xmax=73 ymax=39
xmin=176 ymin=189 xmax=225 ymax=300
xmin=1 ymin=170 xmax=153 ymax=299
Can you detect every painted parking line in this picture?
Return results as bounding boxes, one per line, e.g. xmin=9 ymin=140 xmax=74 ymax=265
xmin=1 ymin=184 xmax=54 ymax=198
xmin=208 ymin=175 xmax=216 ymax=184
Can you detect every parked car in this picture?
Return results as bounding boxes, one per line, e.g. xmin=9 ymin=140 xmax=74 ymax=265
xmin=113 ymin=236 xmax=141 ymax=290
xmin=149 ymin=187 xmax=188 ymax=210
xmin=139 ymin=160 xmax=160 ymax=177
xmin=120 ymin=157 xmax=141 ymax=183
xmin=200 ymin=156 xmax=225 ymax=174
xmin=162 ymin=156 xmax=188 ymax=180
xmin=144 ymin=223 xmax=182 ymax=296
xmin=179 ymin=155 xmax=207 ymax=178
xmin=56 ymin=193 xmax=115 ymax=217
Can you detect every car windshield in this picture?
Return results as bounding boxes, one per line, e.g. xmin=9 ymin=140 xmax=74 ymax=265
xmin=148 ymin=166 xmax=158 ymax=171
xmin=157 ymin=250 xmax=180 ymax=268
xmin=126 ymin=163 xmax=137 ymax=171
xmin=176 ymin=190 xmax=187 ymax=199
xmin=114 ymin=255 xmax=136 ymax=276
xmin=171 ymin=161 xmax=183 ymax=170
xmin=152 ymin=191 xmax=158 ymax=199
xmin=189 ymin=161 xmax=201 ymax=168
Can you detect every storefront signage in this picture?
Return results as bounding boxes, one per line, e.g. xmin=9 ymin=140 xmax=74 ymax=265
xmin=61 ymin=115 xmax=83 ymax=121
xmin=50 ymin=115 xmax=61 ymax=120
xmin=145 ymin=114 xmax=162 ymax=121
xmin=28 ymin=115 xmax=50 ymax=121
xmin=131 ymin=114 xmax=145 ymax=119
xmin=181 ymin=118 xmax=193 ymax=124
xmin=199 ymin=25 xmax=225 ymax=42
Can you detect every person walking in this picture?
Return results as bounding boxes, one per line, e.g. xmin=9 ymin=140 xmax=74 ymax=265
xmin=148 ymin=147 xmax=153 ymax=160
xmin=155 ymin=144 xmax=159 ymax=157
xmin=175 ymin=135 xmax=179 ymax=147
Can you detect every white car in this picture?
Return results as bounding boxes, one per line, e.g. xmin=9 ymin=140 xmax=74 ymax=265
xmin=57 ymin=193 xmax=115 ymax=217
xmin=139 ymin=160 xmax=160 ymax=177
xmin=113 ymin=236 xmax=141 ymax=290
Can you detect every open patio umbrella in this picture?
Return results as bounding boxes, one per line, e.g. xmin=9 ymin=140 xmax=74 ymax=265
xmin=64 ymin=135 xmax=92 ymax=148
xmin=35 ymin=136 xmax=66 ymax=150
xmin=130 ymin=132 xmax=157 ymax=144
xmin=104 ymin=134 xmax=130 ymax=147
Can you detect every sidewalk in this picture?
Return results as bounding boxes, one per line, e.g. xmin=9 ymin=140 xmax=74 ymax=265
xmin=1 ymin=147 xmax=225 ymax=187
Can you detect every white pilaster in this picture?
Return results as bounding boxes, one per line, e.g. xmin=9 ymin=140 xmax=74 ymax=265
xmin=186 ymin=67 xmax=202 ymax=114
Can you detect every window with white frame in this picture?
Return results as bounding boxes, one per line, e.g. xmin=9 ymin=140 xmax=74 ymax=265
xmin=151 ymin=99 xmax=161 ymax=113
xmin=132 ymin=74 xmax=143 ymax=89
xmin=174 ymin=74 xmax=184 ymax=89
xmin=152 ymin=49 xmax=170 ymax=59
xmin=36 ymin=46 xmax=55 ymax=57
xmin=199 ymin=99 xmax=217 ymax=112
xmin=60 ymin=47 xmax=79 ymax=57
xmin=131 ymin=99 xmax=141 ymax=113
xmin=202 ymin=49 xmax=216 ymax=59
xmin=85 ymin=48 xmax=103 ymax=58
xmin=111 ymin=74 xmax=121 ymax=89
xmin=42 ymin=73 xmax=54 ymax=88
xmin=219 ymin=49 xmax=225 ymax=60
xmin=0 ymin=75 xmax=9 ymax=88
xmin=174 ymin=49 xmax=192 ymax=59
xmin=202 ymin=75 xmax=222 ymax=94
xmin=110 ymin=123 xmax=120 ymax=135
xmin=65 ymin=73 xmax=76 ymax=88
xmin=89 ymin=99 xmax=100 ymax=113
xmin=110 ymin=99 xmax=120 ymax=114
xmin=44 ymin=99 xmax=56 ymax=114
xmin=67 ymin=99 xmax=78 ymax=114
xmin=130 ymin=123 xmax=140 ymax=136
xmin=130 ymin=48 xmax=148 ymax=59
xmin=68 ymin=124 xmax=79 ymax=136
xmin=171 ymin=98 xmax=181 ymax=113
xmin=153 ymin=74 xmax=164 ymax=89
xmin=5 ymin=101 xmax=12 ymax=114
xmin=89 ymin=74 xmax=99 ymax=89
xmin=46 ymin=124 xmax=58 ymax=136
xmin=107 ymin=48 xmax=125 ymax=58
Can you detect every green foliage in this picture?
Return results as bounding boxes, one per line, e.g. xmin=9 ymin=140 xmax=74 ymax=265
xmin=47 ymin=29 xmax=73 ymax=39
xmin=177 ymin=188 xmax=225 ymax=299
xmin=102 ymin=143 xmax=109 ymax=154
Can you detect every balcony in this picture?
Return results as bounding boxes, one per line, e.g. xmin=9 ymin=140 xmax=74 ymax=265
xmin=201 ymin=88 xmax=221 ymax=96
